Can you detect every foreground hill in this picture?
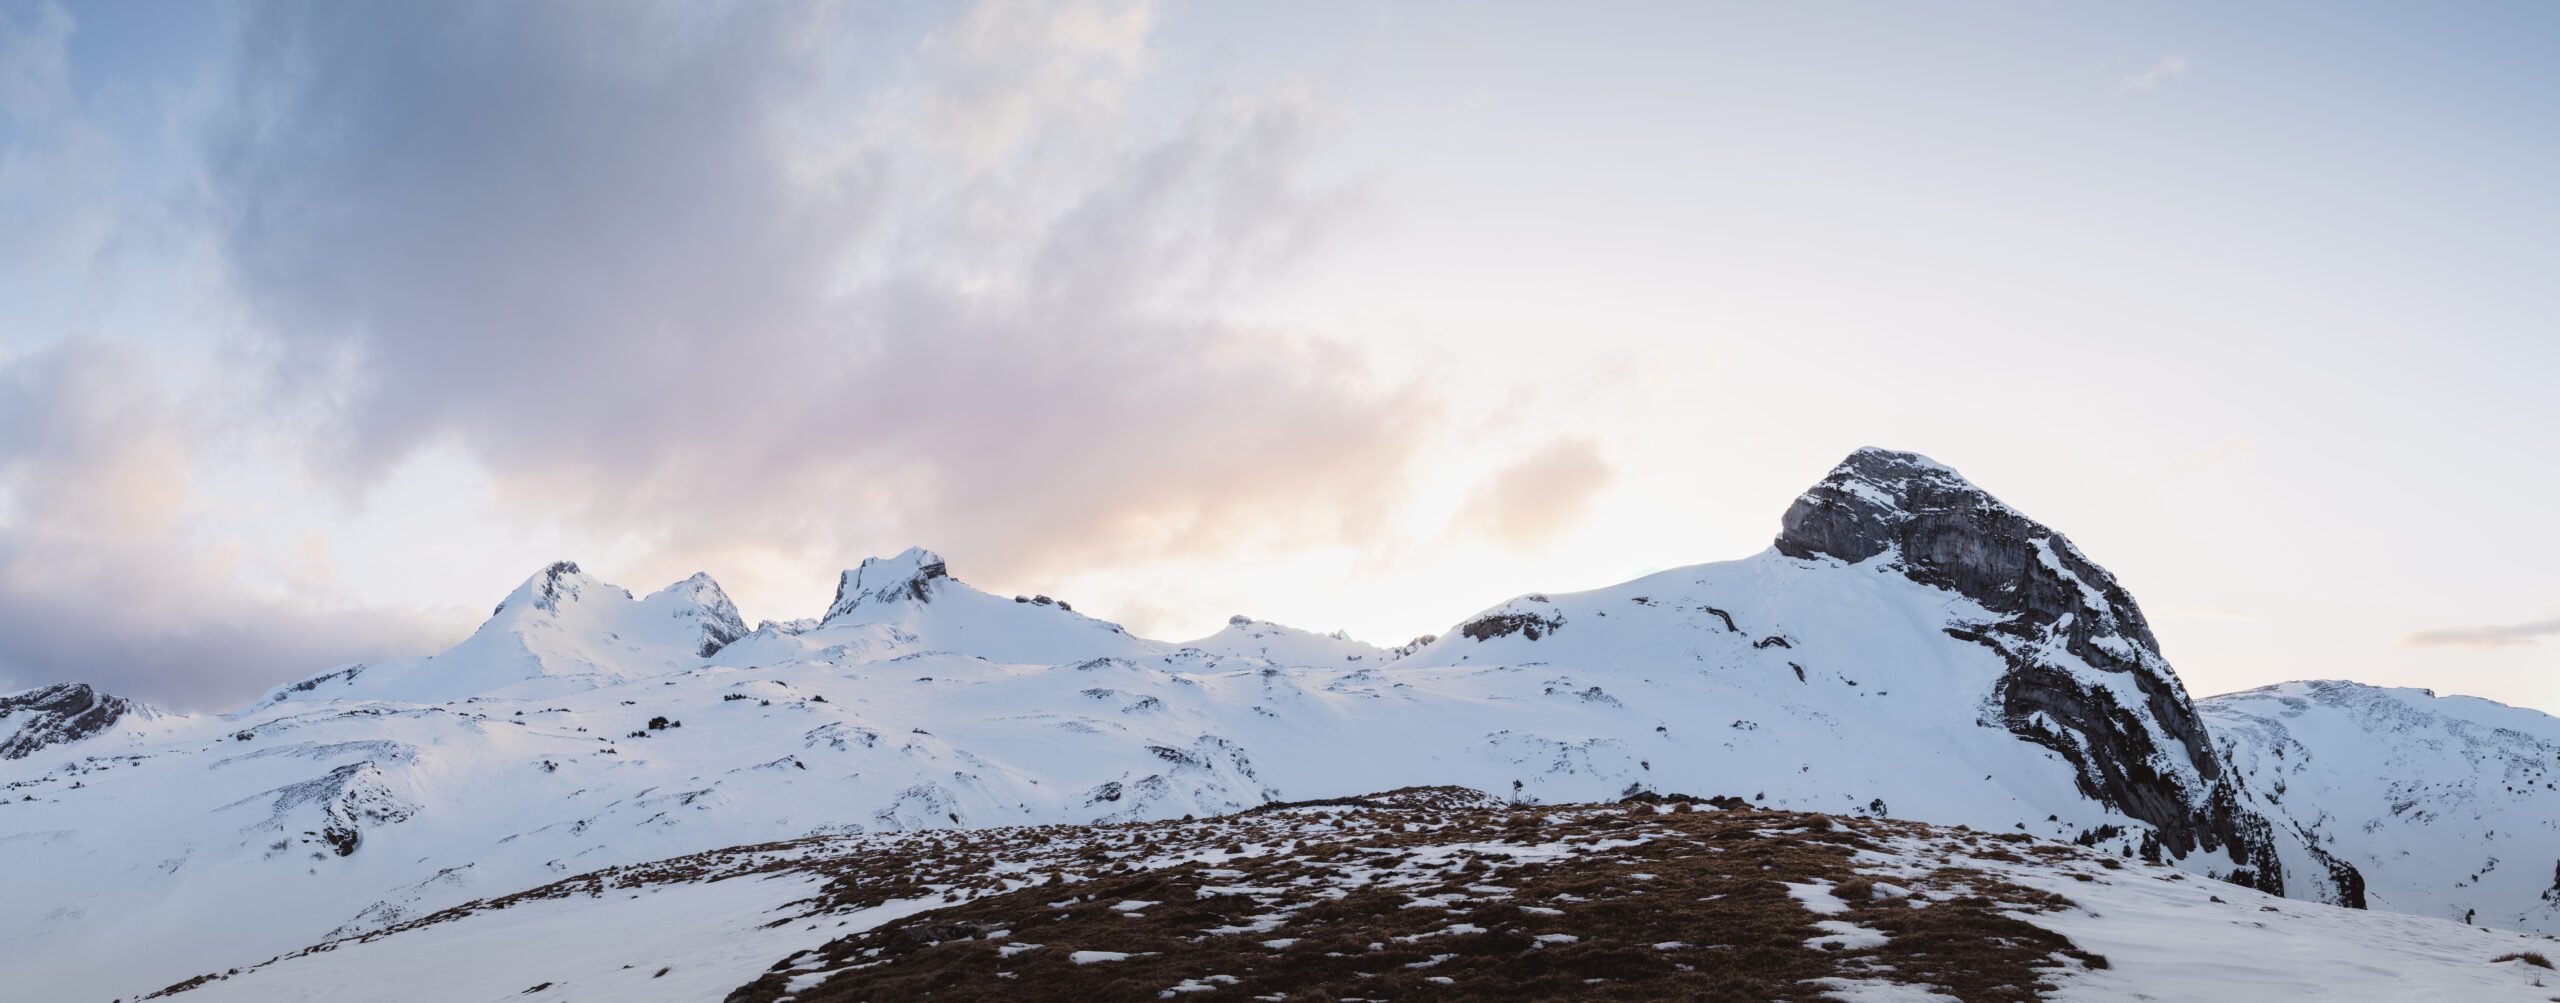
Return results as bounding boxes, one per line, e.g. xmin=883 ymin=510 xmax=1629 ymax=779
xmin=8 ymin=447 xmax=2534 ymax=999
xmin=152 ymin=792 xmax=2560 ymax=1002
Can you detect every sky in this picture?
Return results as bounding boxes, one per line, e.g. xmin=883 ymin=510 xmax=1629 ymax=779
xmin=1 ymin=0 xmax=2554 ymax=713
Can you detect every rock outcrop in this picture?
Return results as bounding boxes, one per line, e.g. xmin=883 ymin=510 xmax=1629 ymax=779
xmin=1776 ymin=447 xmax=2358 ymax=902
xmin=822 ymin=548 xmax=951 ymax=623
xmin=0 ymin=682 xmax=144 ymax=760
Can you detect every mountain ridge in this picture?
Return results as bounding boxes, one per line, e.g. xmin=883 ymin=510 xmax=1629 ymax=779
xmin=3 ymin=446 xmax=2545 ymax=1000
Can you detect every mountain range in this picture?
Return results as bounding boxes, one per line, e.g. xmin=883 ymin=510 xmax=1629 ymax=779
xmin=5 ymin=447 xmax=2555 ymax=1001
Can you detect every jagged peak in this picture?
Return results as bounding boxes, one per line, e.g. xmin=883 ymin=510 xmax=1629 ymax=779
xmin=1848 ymin=445 xmax=1959 ymax=474
xmin=470 ymin=562 xmax=749 ymax=658
xmin=1777 ymin=449 xmax=2012 ymax=557
xmin=645 ymin=572 xmax=750 ymax=657
xmin=823 ymin=547 xmax=951 ymax=623
xmin=489 ymin=559 xmax=620 ymax=618
xmin=1774 ymin=447 xmax=2157 ymax=655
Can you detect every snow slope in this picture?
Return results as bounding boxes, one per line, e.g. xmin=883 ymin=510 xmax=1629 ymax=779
xmin=0 ymin=448 xmax=2449 ymax=999
xmin=2206 ymin=679 xmax=2560 ymax=932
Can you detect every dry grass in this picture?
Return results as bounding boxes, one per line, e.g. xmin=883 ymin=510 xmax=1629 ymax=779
xmin=731 ymin=801 xmax=2103 ymax=1002
xmin=153 ymin=789 xmax=2114 ymax=1001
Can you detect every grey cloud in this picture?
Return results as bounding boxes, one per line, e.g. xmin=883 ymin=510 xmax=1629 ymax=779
xmin=0 ymin=0 xmax=123 ymax=345
xmin=206 ymin=0 xmax=1436 ymax=587
xmin=0 ymin=339 xmax=449 ymax=710
xmin=2399 ymin=616 xmax=2560 ymax=650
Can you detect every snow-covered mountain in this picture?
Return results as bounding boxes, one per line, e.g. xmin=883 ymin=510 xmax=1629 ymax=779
xmin=2206 ymin=679 xmax=2560 ymax=932
xmin=2 ymin=447 xmax=2532 ymax=1000
xmin=265 ymin=562 xmax=753 ymax=705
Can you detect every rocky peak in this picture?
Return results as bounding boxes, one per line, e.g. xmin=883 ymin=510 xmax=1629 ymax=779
xmin=490 ymin=560 xmax=615 ymax=619
xmin=1776 ymin=448 xmax=2162 ymax=660
xmin=646 ymin=572 xmax=751 ymax=658
xmin=823 ymin=548 xmax=951 ymax=623
xmin=1 ymin=682 xmax=146 ymax=760
xmin=463 ymin=562 xmax=749 ymax=662
xmin=1776 ymin=448 xmax=2345 ymax=899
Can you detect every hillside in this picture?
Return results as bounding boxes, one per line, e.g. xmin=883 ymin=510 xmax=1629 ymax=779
xmin=150 ymin=792 xmax=2560 ymax=1002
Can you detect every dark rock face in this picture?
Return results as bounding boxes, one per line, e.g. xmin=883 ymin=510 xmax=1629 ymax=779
xmin=0 ymin=682 xmax=138 ymax=760
xmin=1776 ymin=448 xmax=2360 ymax=903
xmin=1460 ymin=610 xmax=1566 ymax=642
xmin=529 ymin=561 xmax=584 ymax=612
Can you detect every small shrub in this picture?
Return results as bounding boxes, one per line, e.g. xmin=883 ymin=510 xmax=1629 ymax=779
xmin=2493 ymin=952 xmax=2555 ymax=969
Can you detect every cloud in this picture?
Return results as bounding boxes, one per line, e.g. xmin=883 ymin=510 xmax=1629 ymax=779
xmin=1455 ymin=437 xmax=1614 ymax=550
xmin=0 ymin=339 xmax=449 ymax=710
xmin=204 ymin=0 xmax=1438 ymax=592
xmin=0 ymin=0 xmax=71 ymax=122
xmin=0 ymin=0 xmax=124 ymax=343
xmin=2398 ymin=616 xmax=2560 ymax=650
xmin=2122 ymin=53 xmax=2189 ymax=91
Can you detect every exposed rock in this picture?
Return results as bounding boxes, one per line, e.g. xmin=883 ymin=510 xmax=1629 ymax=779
xmin=0 ymin=682 xmax=143 ymax=760
xmin=1459 ymin=610 xmax=1566 ymax=642
xmin=222 ymin=760 xmax=418 ymax=859
xmin=1775 ymin=447 xmax=2360 ymax=903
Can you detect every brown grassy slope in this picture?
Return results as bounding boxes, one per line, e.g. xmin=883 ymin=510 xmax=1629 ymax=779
xmin=730 ymin=800 xmax=2104 ymax=1002
xmin=146 ymin=789 xmax=2112 ymax=1002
